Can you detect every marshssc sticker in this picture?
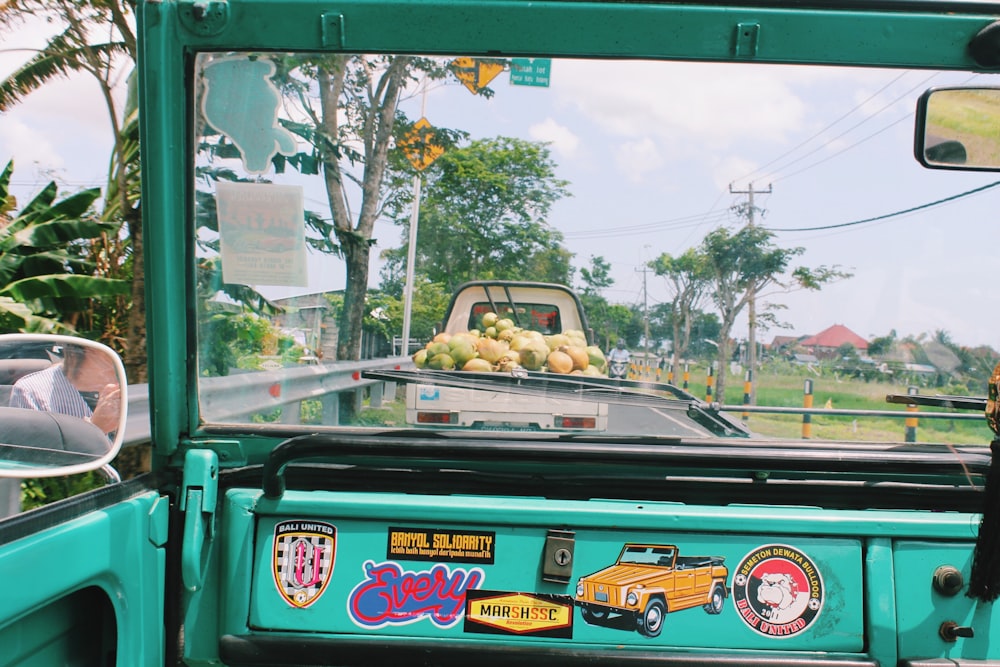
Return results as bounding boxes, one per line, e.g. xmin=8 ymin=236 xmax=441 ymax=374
xmin=387 ymin=526 xmax=495 ymax=564
xmin=464 ymin=590 xmax=574 ymax=638
xmin=272 ymin=520 xmax=336 ymax=608
xmin=732 ymin=544 xmax=823 ymax=638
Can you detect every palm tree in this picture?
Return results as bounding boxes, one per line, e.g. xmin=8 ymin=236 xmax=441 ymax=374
xmin=0 ymin=160 xmax=129 ymax=332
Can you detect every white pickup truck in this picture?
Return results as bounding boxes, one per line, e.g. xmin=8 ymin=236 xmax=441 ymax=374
xmin=365 ymin=281 xmax=749 ymax=437
xmin=407 ymin=281 xmax=610 ymax=431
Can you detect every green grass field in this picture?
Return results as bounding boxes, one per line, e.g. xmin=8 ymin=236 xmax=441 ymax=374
xmin=711 ymin=372 xmax=992 ymax=445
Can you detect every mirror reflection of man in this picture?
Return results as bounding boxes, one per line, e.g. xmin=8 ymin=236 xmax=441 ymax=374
xmin=9 ymin=344 xmax=121 ymax=435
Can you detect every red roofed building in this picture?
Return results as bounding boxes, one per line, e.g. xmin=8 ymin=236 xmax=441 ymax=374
xmin=799 ymin=324 xmax=869 ymax=358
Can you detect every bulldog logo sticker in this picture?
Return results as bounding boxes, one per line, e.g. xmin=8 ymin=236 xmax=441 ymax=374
xmin=273 ymin=520 xmax=337 ymax=608
xmin=732 ymin=544 xmax=823 ymax=638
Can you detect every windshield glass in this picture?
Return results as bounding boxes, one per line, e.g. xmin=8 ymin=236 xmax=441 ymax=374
xmin=192 ymin=52 xmax=998 ymax=447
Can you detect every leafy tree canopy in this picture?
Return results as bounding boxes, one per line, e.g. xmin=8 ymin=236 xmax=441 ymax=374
xmin=382 ymin=136 xmax=572 ymax=295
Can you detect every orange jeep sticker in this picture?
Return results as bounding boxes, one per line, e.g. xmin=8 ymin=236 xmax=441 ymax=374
xmin=464 ymin=590 xmax=574 ymax=638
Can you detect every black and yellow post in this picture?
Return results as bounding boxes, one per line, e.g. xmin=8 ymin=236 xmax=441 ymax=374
xmin=742 ymin=369 xmax=752 ymax=421
xmin=802 ymin=379 xmax=813 ymax=439
xmin=682 ymin=363 xmax=689 ymax=390
xmin=705 ymin=364 xmax=714 ymax=403
xmin=905 ymin=385 xmax=919 ymax=443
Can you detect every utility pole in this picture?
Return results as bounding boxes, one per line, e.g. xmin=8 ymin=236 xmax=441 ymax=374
xmin=729 ymin=182 xmax=772 ymax=403
xmin=636 ymin=261 xmax=651 ymax=374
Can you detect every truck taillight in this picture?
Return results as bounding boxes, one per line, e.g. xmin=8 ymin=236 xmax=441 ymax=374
xmin=558 ymin=416 xmax=596 ymax=429
xmin=416 ymin=411 xmax=457 ymax=424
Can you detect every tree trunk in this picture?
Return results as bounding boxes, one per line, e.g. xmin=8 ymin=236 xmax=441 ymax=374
xmin=124 ymin=207 xmax=146 ymax=384
xmin=335 ymin=234 xmax=371 ymax=423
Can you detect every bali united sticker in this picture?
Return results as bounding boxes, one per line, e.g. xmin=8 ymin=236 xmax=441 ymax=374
xmin=732 ymin=544 xmax=823 ymax=638
xmin=272 ymin=520 xmax=337 ymax=608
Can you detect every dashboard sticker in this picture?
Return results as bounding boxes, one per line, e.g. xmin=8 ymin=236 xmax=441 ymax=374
xmin=272 ymin=520 xmax=336 ymax=608
xmin=732 ymin=544 xmax=824 ymax=638
xmin=387 ymin=526 xmax=495 ymax=564
xmin=348 ymin=560 xmax=484 ymax=629
xmin=465 ymin=590 xmax=574 ymax=638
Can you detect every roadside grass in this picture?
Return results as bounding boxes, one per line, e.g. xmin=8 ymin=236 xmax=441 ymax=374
xmin=711 ymin=372 xmax=992 ymax=445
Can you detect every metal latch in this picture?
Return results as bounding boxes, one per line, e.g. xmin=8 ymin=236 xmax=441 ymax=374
xmin=542 ymin=529 xmax=575 ymax=584
xmin=180 ymin=449 xmax=218 ymax=592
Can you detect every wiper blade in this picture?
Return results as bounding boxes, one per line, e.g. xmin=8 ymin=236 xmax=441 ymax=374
xmin=886 ymin=393 xmax=986 ymax=411
xmin=363 ymin=369 xmax=753 ymax=438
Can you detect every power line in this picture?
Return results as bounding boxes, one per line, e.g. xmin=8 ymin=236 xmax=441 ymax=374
xmin=761 ymin=72 xmax=939 ymax=183
xmin=562 ymin=208 xmax=732 ymax=240
xmin=736 ymin=71 xmax=911 ymax=185
xmin=764 ymin=180 xmax=1000 ymax=232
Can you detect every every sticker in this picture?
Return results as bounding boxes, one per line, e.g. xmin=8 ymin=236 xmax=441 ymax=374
xmin=732 ymin=544 xmax=823 ymax=638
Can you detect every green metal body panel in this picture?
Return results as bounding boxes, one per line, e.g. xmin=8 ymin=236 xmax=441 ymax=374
xmin=167 ymin=488 xmax=993 ymax=665
xmin=0 ymin=489 xmax=167 ymax=666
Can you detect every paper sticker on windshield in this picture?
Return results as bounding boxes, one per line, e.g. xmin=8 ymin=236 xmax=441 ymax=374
xmin=216 ymin=181 xmax=308 ymax=287
xmin=387 ymin=527 xmax=495 ymax=564
xmin=732 ymin=544 xmax=823 ymax=638
xmin=272 ymin=520 xmax=336 ymax=608
xmin=464 ymin=590 xmax=573 ymax=637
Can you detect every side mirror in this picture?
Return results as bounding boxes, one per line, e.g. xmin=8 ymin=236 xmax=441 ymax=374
xmin=0 ymin=334 xmax=127 ymax=478
xmin=915 ymin=87 xmax=1000 ymax=170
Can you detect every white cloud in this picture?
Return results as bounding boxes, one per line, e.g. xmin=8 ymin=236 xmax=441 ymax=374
xmin=554 ymin=61 xmax=811 ymax=146
xmin=0 ymin=116 xmax=65 ymax=170
xmin=529 ymin=117 xmax=581 ymax=158
xmin=614 ymin=138 xmax=663 ymax=182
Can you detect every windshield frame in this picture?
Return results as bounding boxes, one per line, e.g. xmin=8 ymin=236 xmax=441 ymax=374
xmin=139 ymin=0 xmax=1000 ymax=467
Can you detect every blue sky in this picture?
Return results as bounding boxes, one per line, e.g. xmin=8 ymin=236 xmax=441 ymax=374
xmin=4 ymin=20 xmax=1000 ymax=349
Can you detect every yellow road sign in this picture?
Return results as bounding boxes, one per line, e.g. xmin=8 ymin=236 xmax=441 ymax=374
xmin=449 ymin=57 xmax=505 ymax=95
xmin=400 ymin=117 xmax=445 ymax=171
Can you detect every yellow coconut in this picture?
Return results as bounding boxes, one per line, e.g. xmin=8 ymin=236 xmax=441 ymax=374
xmin=462 ymin=358 xmax=494 ymax=372
xmin=561 ymin=345 xmax=590 ymax=371
xmin=546 ymin=350 xmax=574 ymax=374
xmin=476 ymin=337 xmax=509 ymax=363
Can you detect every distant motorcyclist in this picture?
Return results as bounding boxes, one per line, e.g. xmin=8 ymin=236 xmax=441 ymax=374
xmin=607 ymin=340 xmax=630 ymax=379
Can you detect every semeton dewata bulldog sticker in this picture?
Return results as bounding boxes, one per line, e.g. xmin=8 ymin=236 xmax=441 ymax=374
xmin=732 ymin=544 xmax=824 ymax=638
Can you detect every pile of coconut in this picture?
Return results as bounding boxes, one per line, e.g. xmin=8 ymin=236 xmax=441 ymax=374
xmin=412 ymin=312 xmax=608 ymax=375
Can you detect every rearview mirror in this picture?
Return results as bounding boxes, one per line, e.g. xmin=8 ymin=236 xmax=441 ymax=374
xmin=0 ymin=334 xmax=127 ymax=478
xmin=915 ymin=87 xmax=1000 ymax=170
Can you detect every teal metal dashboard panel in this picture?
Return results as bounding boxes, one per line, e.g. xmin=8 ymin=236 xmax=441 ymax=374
xmin=242 ymin=492 xmax=865 ymax=652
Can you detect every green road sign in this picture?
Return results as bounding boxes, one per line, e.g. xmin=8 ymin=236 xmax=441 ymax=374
xmin=510 ymin=58 xmax=551 ymax=87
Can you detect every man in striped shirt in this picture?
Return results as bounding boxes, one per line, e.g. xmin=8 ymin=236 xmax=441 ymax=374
xmin=9 ymin=344 xmax=121 ymax=435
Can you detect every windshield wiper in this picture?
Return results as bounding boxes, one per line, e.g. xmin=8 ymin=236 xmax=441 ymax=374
xmin=885 ymin=393 xmax=986 ymax=411
xmin=363 ymin=369 xmax=753 ymax=438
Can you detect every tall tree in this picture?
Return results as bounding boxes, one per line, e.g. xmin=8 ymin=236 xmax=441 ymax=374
xmin=579 ymin=255 xmax=613 ymax=296
xmin=700 ymin=225 xmax=849 ymax=401
xmin=383 ymin=137 xmax=572 ymax=294
xmin=263 ymin=55 xmax=465 ymax=362
xmin=650 ymin=248 xmax=710 ymax=382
